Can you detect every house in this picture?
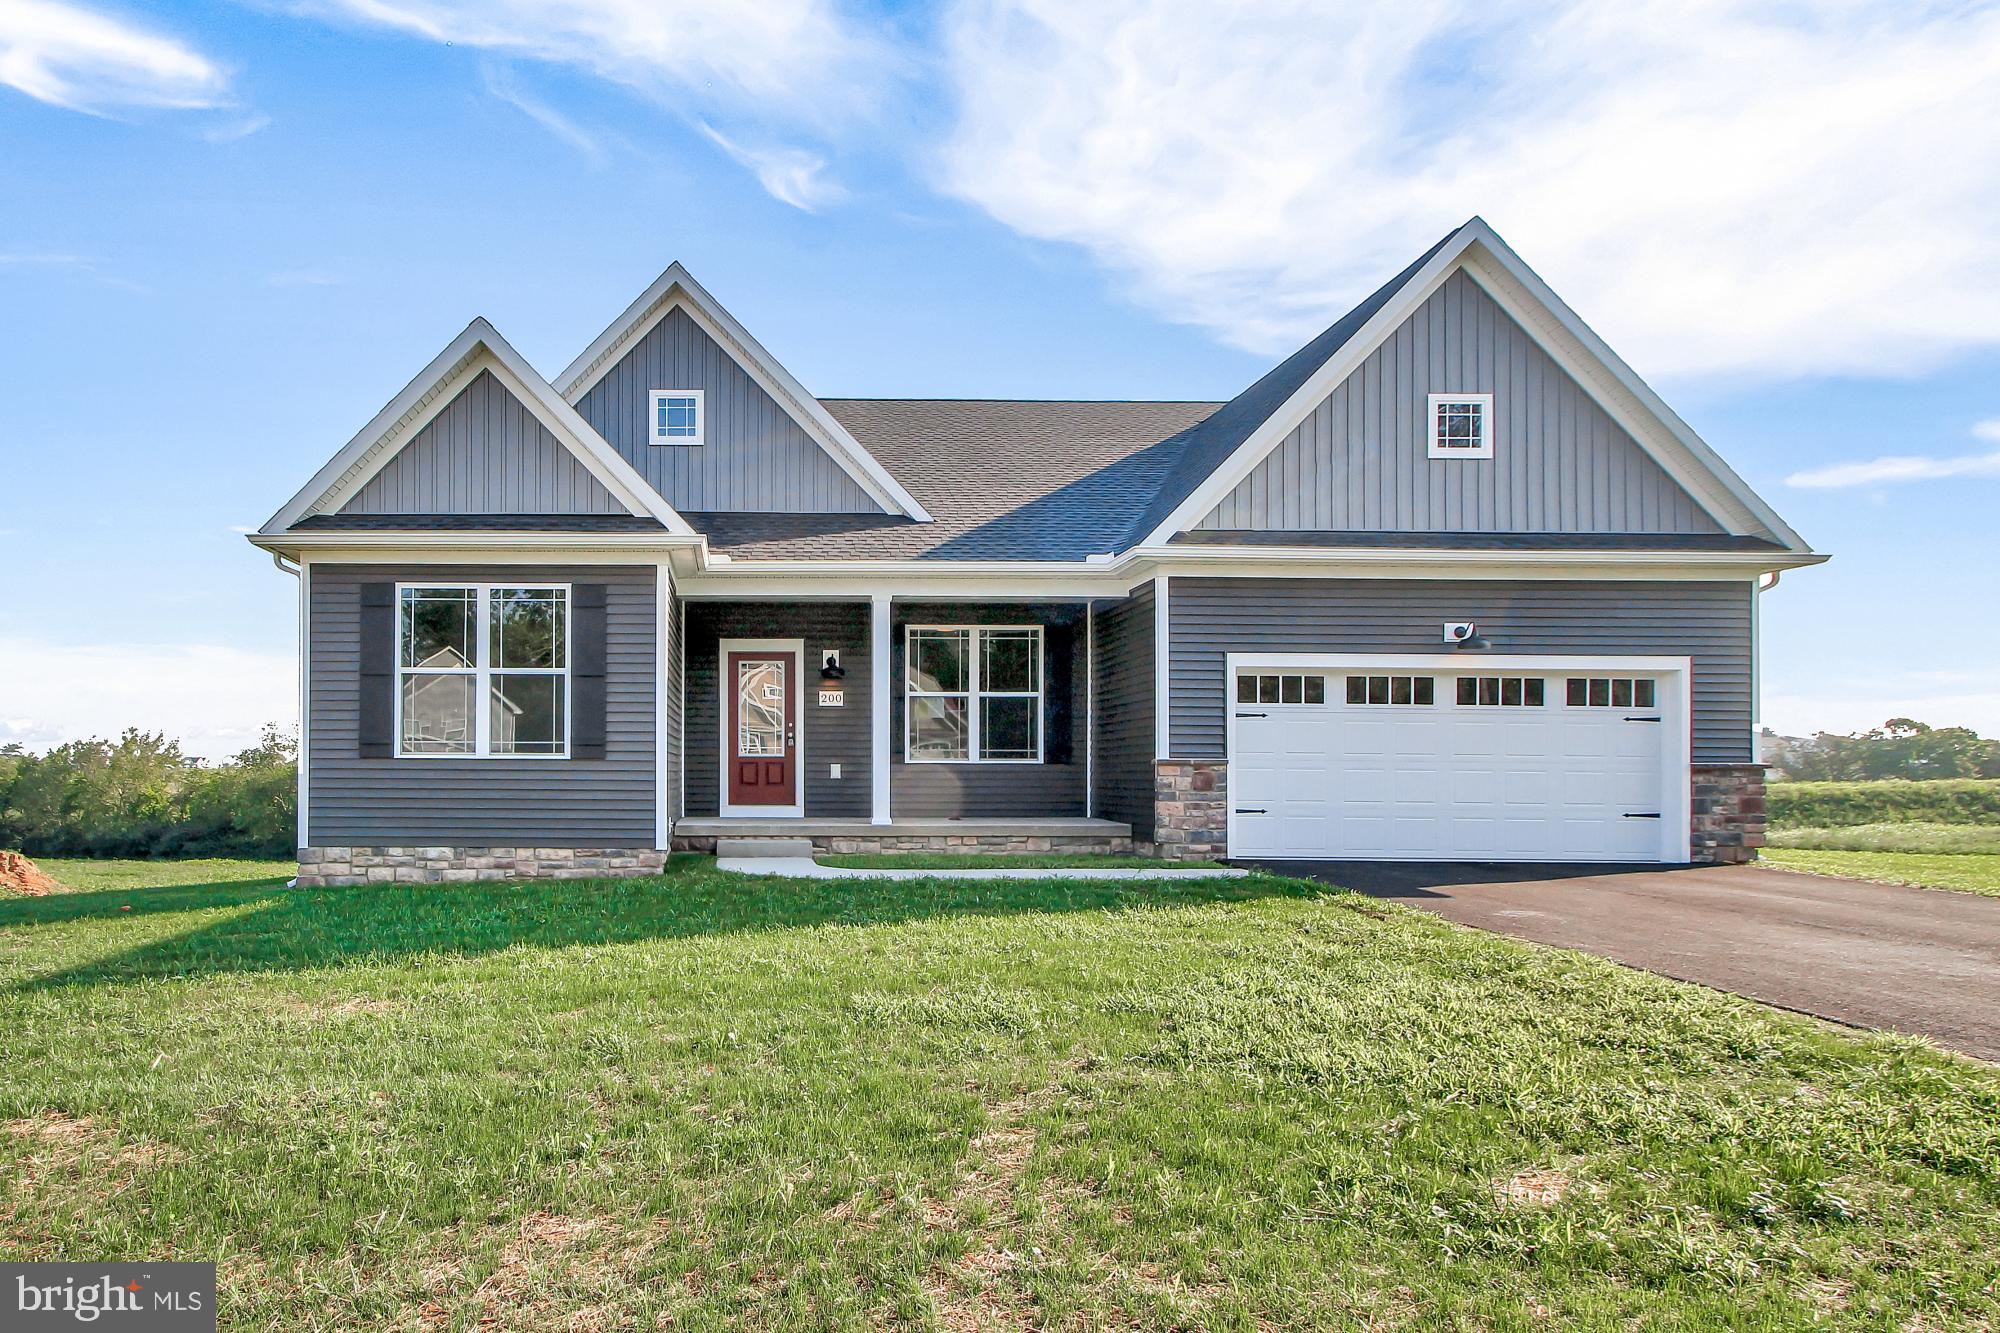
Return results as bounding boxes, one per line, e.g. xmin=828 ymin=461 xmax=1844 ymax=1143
xmin=249 ymin=218 xmax=1824 ymax=885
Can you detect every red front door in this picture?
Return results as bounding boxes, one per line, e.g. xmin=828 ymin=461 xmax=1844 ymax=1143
xmin=726 ymin=651 xmax=797 ymax=808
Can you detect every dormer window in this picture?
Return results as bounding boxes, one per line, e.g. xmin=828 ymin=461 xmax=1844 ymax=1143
xmin=648 ymin=389 xmax=704 ymax=446
xmin=1427 ymin=392 xmax=1493 ymax=459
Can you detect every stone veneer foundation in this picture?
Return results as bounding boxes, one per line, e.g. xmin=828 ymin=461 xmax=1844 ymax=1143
xmin=297 ymin=846 xmax=666 ymax=887
xmin=1150 ymin=760 xmax=1229 ymax=860
xmin=1690 ymin=764 xmax=1768 ymax=865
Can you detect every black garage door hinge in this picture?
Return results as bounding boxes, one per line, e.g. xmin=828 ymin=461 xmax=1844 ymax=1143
xmin=1624 ymin=715 xmax=1662 ymax=723
xmin=1235 ymin=711 xmax=1268 ymax=719
xmin=1234 ymin=808 xmax=1268 ymax=815
xmin=1623 ymin=812 xmax=1663 ymax=819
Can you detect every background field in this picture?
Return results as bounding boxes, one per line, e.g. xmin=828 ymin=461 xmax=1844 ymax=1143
xmin=1764 ymin=778 xmax=2000 ymax=896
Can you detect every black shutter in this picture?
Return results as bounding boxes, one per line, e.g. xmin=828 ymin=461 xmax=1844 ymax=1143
xmin=572 ymin=584 xmax=608 ymax=759
xmin=1044 ymin=622 xmax=1074 ymax=765
xmin=358 ymin=583 xmax=395 ymax=758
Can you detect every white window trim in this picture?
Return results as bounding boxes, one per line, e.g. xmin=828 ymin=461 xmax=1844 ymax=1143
xmin=904 ymin=624 xmax=1044 ymax=765
xmin=393 ymin=582 xmax=572 ymax=760
xmin=1427 ymin=391 xmax=1494 ymax=460
xmin=647 ymin=388 xmax=705 ymax=447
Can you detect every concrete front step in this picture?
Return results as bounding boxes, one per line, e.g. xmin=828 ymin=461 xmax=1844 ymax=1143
xmin=714 ymin=837 xmax=818 ymax=860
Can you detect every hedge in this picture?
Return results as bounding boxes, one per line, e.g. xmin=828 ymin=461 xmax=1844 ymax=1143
xmin=1767 ymin=779 xmax=2000 ymax=829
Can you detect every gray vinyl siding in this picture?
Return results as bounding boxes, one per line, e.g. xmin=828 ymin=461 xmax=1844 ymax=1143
xmin=683 ymin=602 xmax=872 ymax=819
xmin=307 ymin=564 xmax=656 ymax=845
xmin=341 ymin=370 xmax=625 ymax=515
xmin=1168 ymin=577 xmax=1753 ymax=764
xmin=574 ymin=308 xmax=883 ymax=514
xmin=1090 ymin=584 xmax=1155 ymax=837
xmin=1196 ymin=271 xmax=1724 ymax=534
xmin=891 ymin=602 xmax=1088 ymax=819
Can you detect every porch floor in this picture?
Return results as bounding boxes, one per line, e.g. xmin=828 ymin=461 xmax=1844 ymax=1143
xmin=674 ymin=817 xmax=1133 ymax=839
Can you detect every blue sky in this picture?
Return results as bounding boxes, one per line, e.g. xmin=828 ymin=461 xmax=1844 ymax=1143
xmin=2 ymin=0 xmax=1999 ymax=758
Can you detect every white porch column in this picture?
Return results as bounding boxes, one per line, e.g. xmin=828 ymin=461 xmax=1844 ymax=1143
xmin=871 ymin=593 xmax=892 ymax=824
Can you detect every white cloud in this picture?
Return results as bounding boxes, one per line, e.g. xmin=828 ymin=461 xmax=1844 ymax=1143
xmin=1786 ymin=417 xmax=2000 ymax=487
xmin=1786 ymin=451 xmax=2000 ymax=489
xmin=935 ymin=0 xmax=2000 ymax=379
xmin=0 ymin=0 xmax=228 ymax=113
xmin=201 ymin=110 xmax=270 ymax=142
xmin=481 ymin=61 xmax=604 ymax=161
xmin=0 ymin=637 xmax=294 ymax=762
xmin=300 ymin=0 xmax=893 ymax=127
xmin=699 ymin=124 xmax=843 ymax=211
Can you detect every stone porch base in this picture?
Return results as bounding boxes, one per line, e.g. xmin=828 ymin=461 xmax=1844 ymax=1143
xmin=297 ymin=846 xmax=665 ymax=887
xmin=670 ymin=817 xmax=1132 ymax=856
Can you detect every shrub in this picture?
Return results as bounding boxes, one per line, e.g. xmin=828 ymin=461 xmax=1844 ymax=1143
xmin=0 ymin=727 xmax=296 ymax=859
xmin=1767 ymin=779 xmax=2000 ymax=829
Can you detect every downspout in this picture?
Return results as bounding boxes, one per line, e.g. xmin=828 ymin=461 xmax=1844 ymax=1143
xmin=1752 ymin=569 xmax=1780 ymax=764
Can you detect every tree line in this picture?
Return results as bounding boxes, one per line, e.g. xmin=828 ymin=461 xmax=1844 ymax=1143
xmin=0 ymin=727 xmax=296 ymax=859
xmin=1765 ymin=719 xmax=2000 ymax=783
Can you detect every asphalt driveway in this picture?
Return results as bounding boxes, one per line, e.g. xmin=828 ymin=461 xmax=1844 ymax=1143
xmin=1242 ymin=860 xmax=2000 ymax=1061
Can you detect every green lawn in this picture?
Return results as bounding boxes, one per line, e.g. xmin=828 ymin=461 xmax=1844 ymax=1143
xmin=816 ymin=852 xmax=1229 ymax=871
xmin=4 ymin=859 xmax=1998 ymax=1330
xmin=1763 ymin=848 xmax=2000 ymax=898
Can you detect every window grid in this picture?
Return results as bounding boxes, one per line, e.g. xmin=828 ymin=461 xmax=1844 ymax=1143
xmin=905 ymin=625 xmax=1043 ymax=764
xmin=1427 ymin=392 xmax=1494 ymax=459
xmin=647 ymin=388 xmax=704 ymax=446
xmin=1346 ymin=675 xmax=1436 ymax=706
xmin=1566 ymin=677 xmax=1657 ymax=709
xmin=396 ymin=584 xmax=569 ymax=758
xmin=1236 ymin=672 xmax=1327 ymax=705
xmin=1456 ymin=676 xmax=1546 ymax=707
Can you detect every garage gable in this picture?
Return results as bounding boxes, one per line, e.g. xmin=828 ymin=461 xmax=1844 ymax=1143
xmin=1194 ymin=269 xmax=1726 ymax=535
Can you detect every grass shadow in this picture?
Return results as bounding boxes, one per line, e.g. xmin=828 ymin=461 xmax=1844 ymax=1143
xmin=10 ymin=860 xmax=1312 ymax=991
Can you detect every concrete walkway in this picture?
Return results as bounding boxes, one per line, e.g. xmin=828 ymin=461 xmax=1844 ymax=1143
xmin=1243 ymin=859 xmax=2000 ymax=1062
xmin=717 ymin=856 xmax=1248 ymax=881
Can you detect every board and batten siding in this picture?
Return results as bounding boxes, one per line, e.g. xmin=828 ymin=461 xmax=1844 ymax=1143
xmin=1196 ymin=270 xmax=1724 ymax=535
xmin=1168 ymin=577 xmax=1753 ymax=764
xmin=341 ymin=370 xmax=625 ymax=515
xmin=891 ymin=602 xmax=1089 ymax=820
xmin=1090 ymin=584 xmax=1156 ymax=838
xmin=683 ymin=602 xmax=873 ymax=820
xmin=574 ymin=307 xmax=882 ymax=515
xmin=307 ymin=563 xmax=656 ymax=846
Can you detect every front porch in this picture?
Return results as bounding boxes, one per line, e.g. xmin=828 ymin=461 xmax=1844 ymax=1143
xmin=671 ymin=816 xmax=1134 ymax=856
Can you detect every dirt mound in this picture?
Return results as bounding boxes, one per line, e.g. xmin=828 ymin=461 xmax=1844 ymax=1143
xmin=0 ymin=851 xmax=59 ymax=896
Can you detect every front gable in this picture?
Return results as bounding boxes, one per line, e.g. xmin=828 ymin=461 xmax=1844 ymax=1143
xmin=572 ymin=305 xmax=881 ymax=514
xmin=557 ymin=265 xmax=931 ymax=521
xmin=1141 ymin=219 xmax=1810 ymax=553
xmin=341 ymin=368 xmax=624 ymax=515
xmin=261 ymin=319 xmax=691 ymax=535
xmin=1196 ymin=270 xmax=1725 ymax=534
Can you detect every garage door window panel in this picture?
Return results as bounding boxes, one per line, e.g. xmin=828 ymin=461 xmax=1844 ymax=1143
xmin=1347 ymin=675 xmax=1434 ymax=706
xmin=1238 ymin=672 xmax=1326 ymax=705
xmin=1567 ymin=677 xmax=1656 ymax=709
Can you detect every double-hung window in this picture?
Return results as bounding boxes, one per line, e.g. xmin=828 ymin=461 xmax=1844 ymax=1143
xmin=398 ymin=585 xmax=569 ymax=757
xmin=905 ymin=625 xmax=1042 ymax=763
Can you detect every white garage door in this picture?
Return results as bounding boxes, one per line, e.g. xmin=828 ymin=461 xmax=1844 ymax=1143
xmin=1230 ymin=662 xmax=1679 ymax=862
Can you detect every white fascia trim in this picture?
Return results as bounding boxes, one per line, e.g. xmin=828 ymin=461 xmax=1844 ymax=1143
xmin=262 ymin=318 xmax=695 ymax=536
xmin=656 ymin=558 xmax=674 ymax=850
xmin=1137 ymin=219 xmax=1811 ymax=553
xmin=556 ymin=264 xmax=933 ymax=523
